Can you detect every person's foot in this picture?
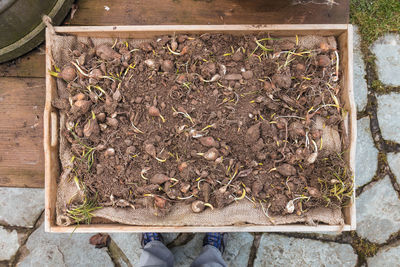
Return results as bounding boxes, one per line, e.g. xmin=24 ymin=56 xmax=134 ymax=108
xmin=203 ymin=233 xmax=227 ymax=253
xmin=141 ymin=233 xmax=164 ymax=247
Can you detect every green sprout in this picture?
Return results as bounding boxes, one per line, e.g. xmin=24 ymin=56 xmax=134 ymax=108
xmin=172 ymin=107 xmax=194 ymax=125
xmin=66 ymin=195 xmax=102 ymax=224
xmin=68 ymin=129 xmax=96 ymax=171
xmin=223 ymin=46 xmax=235 ymax=56
xmin=250 ymin=38 xmax=274 ymax=57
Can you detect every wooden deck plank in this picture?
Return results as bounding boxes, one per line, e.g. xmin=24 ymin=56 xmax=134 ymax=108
xmin=0 ymin=78 xmax=45 ymax=188
xmin=0 ymin=0 xmax=348 ymax=78
xmin=0 ymin=46 xmax=45 ymax=78
xmin=66 ymin=0 xmax=349 ymax=26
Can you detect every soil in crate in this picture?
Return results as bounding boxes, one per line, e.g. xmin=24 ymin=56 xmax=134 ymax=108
xmin=52 ymin=33 xmax=353 ymax=223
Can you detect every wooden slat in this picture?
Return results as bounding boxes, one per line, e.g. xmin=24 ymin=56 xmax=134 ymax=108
xmin=338 ymin=25 xmax=356 ymax=229
xmin=0 ymin=46 xmax=45 ymax=78
xmin=0 ymin=0 xmax=348 ymax=78
xmin=0 ymin=77 xmax=45 ymax=188
xmin=45 ymin=24 xmax=354 ymax=232
xmin=66 ymin=0 xmax=349 ymax=26
xmin=54 ymin=24 xmax=348 ymax=37
xmin=49 ymin=224 xmax=350 ymax=233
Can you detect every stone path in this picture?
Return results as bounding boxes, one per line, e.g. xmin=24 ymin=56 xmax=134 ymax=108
xmin=1 ymin=27 xmax=400 ymax=267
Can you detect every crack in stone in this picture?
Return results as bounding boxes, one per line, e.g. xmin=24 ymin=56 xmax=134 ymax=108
xmin=357 ymin=36 xmax=400 ymax=200
xmin=0 ymin=260 xmax=10 ymax=267
xmin=272 ymin=232 xmax=341 ymax=243
xmin=56 ymin=246 xmax=66 ymax=265
xmin=106 ymin=238 xmax=133 ymax=267
xmin=167 ymin=233 xmax=195 ymax=249
xmin=247 ymin=233 xmax=260 ymax=267
xmin=9 ymin=210 xmax=44 ymax=266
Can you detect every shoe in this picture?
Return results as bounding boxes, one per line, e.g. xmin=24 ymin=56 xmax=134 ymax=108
xmin=141 ymin=233 xmax=164 ymax=247
xmin=203 ymin=233 xmax=227 ymax=253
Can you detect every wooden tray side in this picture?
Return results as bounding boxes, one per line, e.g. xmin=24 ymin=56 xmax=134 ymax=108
xmin=44 ymin=29 xmax=60 ymax=232
xmin=53 ymin=24 xmax=348 ymax=39
xmin=45 ymin=25 xmax=355 ymax=233
xmin=338 ymin=25 xmax=356 ymax=230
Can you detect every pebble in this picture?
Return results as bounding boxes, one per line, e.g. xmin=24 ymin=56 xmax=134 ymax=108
xmin=124 ymin=139 xmax=133 ymax=146
xmin=224 ymin=73 xmax=242 ymax=80
xmin=96 ymin=164 xmax=104 ymax=174
xmin=126 ymin=146 xmax=136 ymax=155
xmin=113 ymin=89 xmax=122 ymax=102
xmin=106 ymin=117 xmax=119 ymax=128
xmin=97 ymin=112 xmax=106 ymax=122
xmin=232 ymin=51 xmax=244 ymax=62
xmin=242 ymin=70 xmax=254 ymax=80
xmin=105 ymin=148 xmax=115 ymax=157
xmin=134 ymin=96 xmax=143 ymax=104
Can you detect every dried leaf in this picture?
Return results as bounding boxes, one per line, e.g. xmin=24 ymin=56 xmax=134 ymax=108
xmin=89 ymin=233 xmax=110 ymax=248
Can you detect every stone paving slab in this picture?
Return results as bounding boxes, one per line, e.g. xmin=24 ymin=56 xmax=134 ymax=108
xmin=17 ymin=222 xmax=113 ymax=267
xmin=353 ymin=26 xmax=368 ymax=112
xmin=356 ymin=117 xmax=379 ymax=187
xmin=254 ymin=234 xmax=357 ymax=266
xmin=367 ymin=242 xmax=400 ymax=267
xmin=110 ymin=233 xmax=141 ymax=266
xmin=377 ymin=93 xmax=400 ymax=143
xmin=356 ymin=176 xmax=400 ymax=244
xmin=0 ymin=188 xmax=44 ymax=228
xmin=371 ymin=34 xmax=400 ymax=87
xmin=387 ymin=152 xmax=400 ymax=184
xmin=0 ymin=226 xmax=21 ymax=261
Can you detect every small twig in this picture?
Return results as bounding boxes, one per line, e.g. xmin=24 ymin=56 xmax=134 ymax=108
xmin=276 ymin=115 xmax=305 ymax=120
xmin=177 ymin=195 xmax=194 ymax=200
xmin=167 ymin=44 xmax=183 ymax=55
xmin=131 ymin=122 xmax=144 ymax=134
xmin=259 ymin=200 xmax=275 ymax=224
xmin=334 ymin=50 xmax=339 ymax=77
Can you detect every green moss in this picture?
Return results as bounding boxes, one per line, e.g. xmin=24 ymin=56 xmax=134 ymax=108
xmin=371 ymin=79 xmax=400 ymax=94
xmin=371 ymin=79 xmax=385 ymax=93
xmin=350 ymin=0 xmax=400 ymax=45
xmin=351 ymin=231 xmax=379 ymax=263
xmin=378 ymin=152 xmax=388 ymax=165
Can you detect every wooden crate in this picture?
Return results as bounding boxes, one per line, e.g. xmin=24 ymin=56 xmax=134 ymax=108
xmin=44 ymin=24 xmax=355 ymax=233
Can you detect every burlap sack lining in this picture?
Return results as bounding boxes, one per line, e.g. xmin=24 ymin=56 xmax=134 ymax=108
xmin=51 ymin=33 xmax=344 ymax=227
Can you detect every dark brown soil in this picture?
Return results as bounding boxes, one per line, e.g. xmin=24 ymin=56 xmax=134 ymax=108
xmin=52 ymin=33 xmax=353 ymax=218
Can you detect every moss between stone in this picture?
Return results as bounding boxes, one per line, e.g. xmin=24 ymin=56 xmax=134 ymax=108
xmin=351 ymin=0 xmax=400 ymax=93
xmin=350 ymin=0 xmax=400 ymax=46
xmin=371 ymin=80 xmax=400 ymax=95
xmin=350 ymin=231 xmax=379 ymax=264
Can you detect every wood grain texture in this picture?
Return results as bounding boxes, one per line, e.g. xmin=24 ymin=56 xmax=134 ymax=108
xmin=66 ymin=0 xmax=349 ymax=26
xmin=49 ymin=224 xmax=351 ymax=233
xmin=0 ymin=78 xmax=45 ymax=188
xmin=0 ymin=0 xmax=349 ymax=78
xmin=0 ymin=46 xmax=45 ymax=78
